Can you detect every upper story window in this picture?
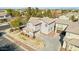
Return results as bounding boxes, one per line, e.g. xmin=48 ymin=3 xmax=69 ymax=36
xmin=45 ymin=24 xmax=47 ymax=27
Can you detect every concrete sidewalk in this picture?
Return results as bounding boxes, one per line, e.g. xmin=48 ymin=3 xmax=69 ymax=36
xmin=4 ymin=34 xmax=35 ymax=51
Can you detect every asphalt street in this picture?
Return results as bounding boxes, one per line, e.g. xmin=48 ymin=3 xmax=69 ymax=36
xmin=0 ymin=35 xmax=24 ymax=51
xmin=0 ymin=23 xmax=24 ymax=51
xmin=0 ymin=23 xmax=10 ymax=30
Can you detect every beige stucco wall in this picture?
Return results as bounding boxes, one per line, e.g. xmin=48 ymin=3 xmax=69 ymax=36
xmin=48 ymin=22 xmax=55 ymax=33
xmin=71 ymin=46 xmax=79 ymax=51
xmin=40 ymin=21 xmax=49 ymax=34
xmin=40 ymin=21 xmax=55 ymax=34
xmin=27 ymin=23 xmax=35 ymax=31
xmin=66 ymin=44 xmax=79 ymax=51
xmin=63 ymin=41 xmax=66 ymax=48
xmin=55 ymin=24 xmax=67 ymax=33
xmin=35 ymin=24 xmax=41 ymax=31
xmin=22 ymin=29 xmax=34 ymax=37
xmin=66 ymin=32 xmax=79 ymax=39
xmin=63 ymin=32 xmax=79 ymax=51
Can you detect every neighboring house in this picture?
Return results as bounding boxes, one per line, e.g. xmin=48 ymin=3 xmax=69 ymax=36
xmin=55 ymin=17 xmax=79 ymax=49
xmin=0 ymin=10 xmax=11 ymax=20
xmin=23 ymin=17 xmax=57 ymax=38
xmin=58 ymin=15 xmax=69 ymax=20
xmin=40 ymin=17 xmax=56 ymax=34
xmin=66 ymin=12 xmax=79 ymax=20
xmin=55 ymin=18 xmax=68 ymax=33
xmin=63 ymin=21 xmax=79 ymax=51
xmin=51 ymin=10 xmax=62 ymax=18
xmin=63 ymin=39 xmax=79 ymax=51
xmin=22 ymin=17 xmax=42 ymax=38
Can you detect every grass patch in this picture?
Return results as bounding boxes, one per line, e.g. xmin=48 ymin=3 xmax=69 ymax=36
xmin=19 ymin=34 xmax=27 ymax=40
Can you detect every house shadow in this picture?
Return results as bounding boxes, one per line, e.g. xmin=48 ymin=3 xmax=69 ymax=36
xmin=59 ymin=31 xmax=66 ymax=47
xmin=0 ymin=32 xmax=6 ymax=37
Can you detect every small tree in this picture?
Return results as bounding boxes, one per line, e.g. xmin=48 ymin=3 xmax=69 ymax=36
xmin=5 ymin=9 xmax=14 ymax=16
xmin=70 ymin=15 xmax=78 ymax=22
xmin=6 ymin=9 xmax=21 ymax=17
xmin=12 ymin=11 xmax=21 ymax=17
xmin=10 ymin=17 xmax=22 ymax=29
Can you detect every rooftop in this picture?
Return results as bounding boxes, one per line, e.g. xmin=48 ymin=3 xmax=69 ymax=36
xmin=66 ymin=21 xmax=79 ymax=34
xmin=56 ymin=18 xmax=70 ymax=25
xmin=56 ymin=18 xmax=79 ymax=34
xmin=41 ymin=17 xmax=56 ymax=24
xmin=28 ymin=17 xmax=42 ymax=26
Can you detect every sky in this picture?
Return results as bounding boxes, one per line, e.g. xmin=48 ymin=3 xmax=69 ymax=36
xmin=0 ymin=0 xmax=79 ymax=10
xmin=0 ymin=0 xmax=79 ymax=8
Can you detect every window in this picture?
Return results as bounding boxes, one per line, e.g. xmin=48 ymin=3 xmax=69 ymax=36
xmin=45 ymin=24 xmax=47 ymax=27
xmin=48 ymin=27 xmax=52 ymax=31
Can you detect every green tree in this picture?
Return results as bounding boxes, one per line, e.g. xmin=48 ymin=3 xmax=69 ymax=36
xmin=5 ymin=9 xmax=14 ymax=16
xmin=46 ymin=9 xmax=52 ymax=18
xmin=13 ymin=11 xmax=20 ymax=17
xmin=27 ymin=7 xmax=32 ymax=16
xmin=36 ymin=10 xmax=42 ymax=17
xmin=70 ymin=15 xmax=78 ymax=22
xmin=62 ymin=10 xmax=69 ymax=14
xmin=31 ymin=8 xmax=36 ymax=17
xmin=42 ymin=10 xmax=47 ymax=17
xmin=10 ymin=17 xmax=22 ymax=29
xmin=6 ymin=9 xmax=21 ymax=17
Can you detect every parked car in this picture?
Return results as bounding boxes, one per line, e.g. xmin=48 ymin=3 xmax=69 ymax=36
xmin=0 ymin=32 xmax=2 ymax=36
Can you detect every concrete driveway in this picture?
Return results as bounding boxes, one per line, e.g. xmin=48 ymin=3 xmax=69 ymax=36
xmin=36 ymin=32 xmax=61 ymax=51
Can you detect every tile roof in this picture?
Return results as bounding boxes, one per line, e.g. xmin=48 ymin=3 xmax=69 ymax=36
xmin=66 ymin=21 xmax=79 ymax=34
xmin=56 ymin=18 xmax=70 ymax=25
xmin=28 ymin=17 xmax=42 ymax=26
xmin=56 ymin=18 xmax=79 ymax=34
xmin=41 ymin=17 xmax=56 ymax=24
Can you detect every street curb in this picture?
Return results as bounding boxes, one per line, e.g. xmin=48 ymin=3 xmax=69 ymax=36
xmin=3 ymin=34 xmax=35 ymax=51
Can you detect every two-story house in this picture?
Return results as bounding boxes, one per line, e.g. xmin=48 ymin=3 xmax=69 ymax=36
xmin=40 ymin=17 xmax=56 ymax=34
xmin=22 ymin=17 xmax=42 ymax=38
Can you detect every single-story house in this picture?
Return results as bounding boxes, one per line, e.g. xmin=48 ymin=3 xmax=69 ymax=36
xmin=40 ymin=17 xmax=56 ymax=34
xmin=22 ymin=17 xmax=42 ymax=38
